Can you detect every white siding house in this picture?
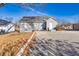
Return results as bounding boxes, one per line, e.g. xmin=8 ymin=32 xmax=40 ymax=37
xmin=20 ymin=23 xmax=33 ymax=32
xmin=5 ymin=23 xmax=15 ymax=32
xmin=33 ymin=23 xmax=44 ymax=30
xmin=46 ymin=17 xmax=58 ymax=31
xmin=0 ymin=17 xmax=58 ymax=33
xmin=19 ymin=16 xmax=58 ymax=32
xmin=0 ymin=19 xmax=15 ymax=33
xmin=0 ymin=23 xmax=15 ymax=33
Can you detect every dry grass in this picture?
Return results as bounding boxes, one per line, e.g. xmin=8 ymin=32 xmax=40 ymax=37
xmin=0 ymin=32 xmax=33 ymax=56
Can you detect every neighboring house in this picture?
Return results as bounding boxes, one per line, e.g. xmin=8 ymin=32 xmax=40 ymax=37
xmin=73 ymin=24 xmax=79 ymax=30
xmin=0 ymin=19 xmax=15 ymax=33
xmin=61 ymin=24 xmax=73 ymax=30
xmin=61 ymin=23 xmax=79 ymax=31
xmin=19 ymin=16 xmax=58 ymax=32
xmin=5 ymin=23 xmax=15 ymax=32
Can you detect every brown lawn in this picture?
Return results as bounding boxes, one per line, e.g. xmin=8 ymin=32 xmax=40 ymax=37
xmin=0 ymin=32 xmax=33 ymax=56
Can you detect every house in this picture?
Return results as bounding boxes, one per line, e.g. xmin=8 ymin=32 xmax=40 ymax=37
xmin=19 ymin=16 xmax=45 ymax=32
xmin=5 ymin=23 xmax=15 ymax=32
xmin=19 ymin=16 xmax=58 ymax=32
xmin=61 ymin=24 xmax=73 ymax=30
xmin=46 ymin=17 xmax=58 ymax=31
xmin=0 ymin=16 xmax=58 ymax=33
xmin=60 ymin=23 xmax=79 ymax=31
xmin=0 ymin=19 xmax=15 ymax=33
xmin=73 ymin=24 xmax=79 ymax=30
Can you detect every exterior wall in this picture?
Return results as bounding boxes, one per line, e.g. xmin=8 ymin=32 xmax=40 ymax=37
xmin=33 ymin=23 xmax=43 ymax=31
xmin=62 ymin=25 xmax=73 ymax=30
xmin=15 ymin=23 xmax=20 ymax=32
xmin=0 ymin=24 xmax=15 ymax=32
xmin=46 ymin=18 xmax=58 ymax=31
xmin=0 ymin=26 xmax=6 ymax=32
xmin=6 ymin=24 xmax=15 ymax=32
xmin=46 ymin=22 xmax=52 ymax=31
xmin=73 ymin=24 xmax=79 ymax=30
xmin=61 ymin=24 xmax=79 ymax=31
xmin=20 ymin=23 xmax=33 ymax=32
xmin=19 ymin=23 xmax=44 ymax=32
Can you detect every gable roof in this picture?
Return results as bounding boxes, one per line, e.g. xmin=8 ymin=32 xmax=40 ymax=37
xmin=19 ymin=16 xmax=45 ymax=23
xmin=0 ymin=19 xmax=11 ymax=26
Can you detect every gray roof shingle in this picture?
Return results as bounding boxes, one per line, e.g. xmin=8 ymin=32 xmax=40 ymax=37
xmin=19 ymin=16 xmax=50 ymax=23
